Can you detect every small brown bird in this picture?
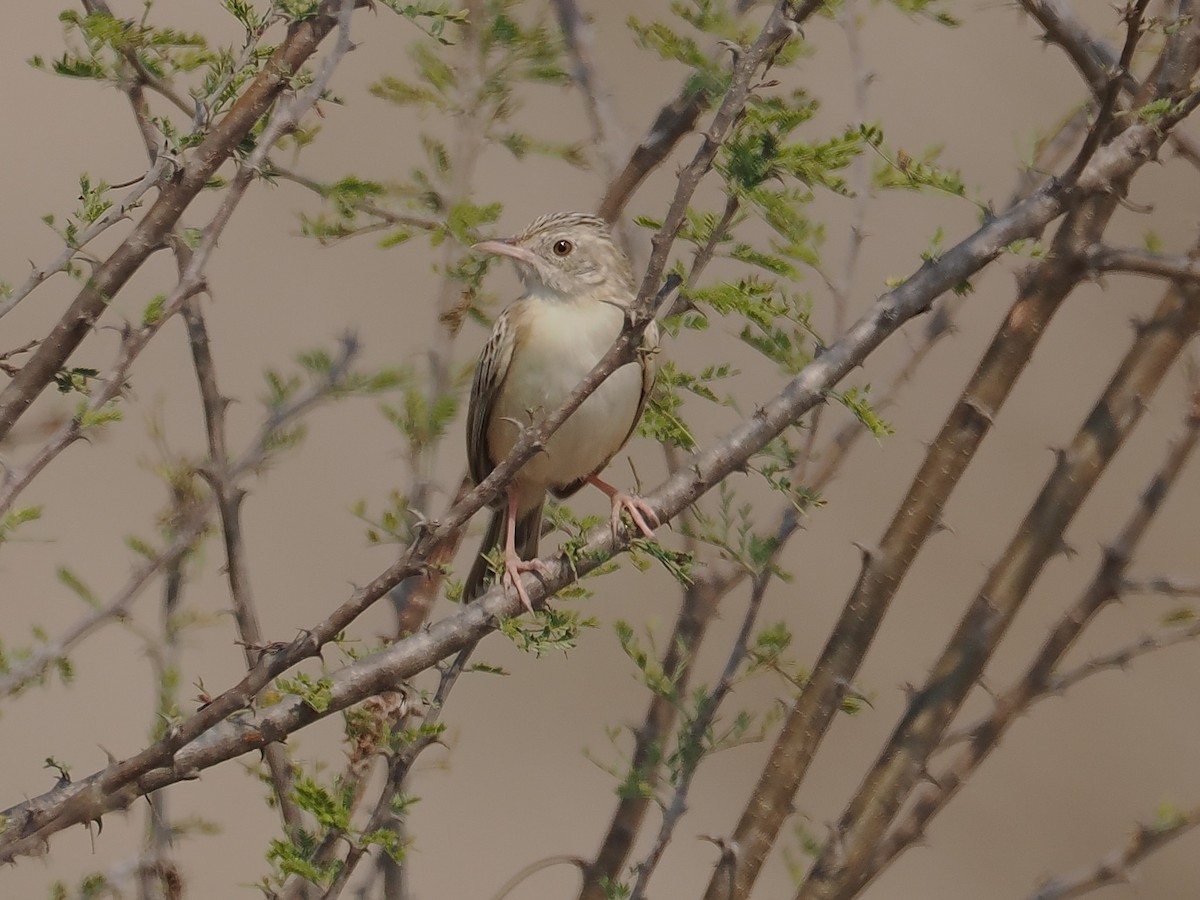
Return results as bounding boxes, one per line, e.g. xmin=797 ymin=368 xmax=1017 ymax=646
xmin=464 ymin=212 xmax=659 ymax=611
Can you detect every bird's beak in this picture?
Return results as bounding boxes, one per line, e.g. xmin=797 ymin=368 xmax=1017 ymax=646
xmin=472 ymin=238 xmax=538 ymax=266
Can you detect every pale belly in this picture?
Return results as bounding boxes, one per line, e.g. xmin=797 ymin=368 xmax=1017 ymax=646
xmin=488 ymin=298 xmax=642 ymax=510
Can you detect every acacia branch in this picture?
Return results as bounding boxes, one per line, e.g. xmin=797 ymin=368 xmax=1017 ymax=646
xmin=553 ymin=0 xmax=625 ymax=184
xmin=1085 ymin=245 xmax=1200 ymax=282
xmin=1120 ymin=575 xmax=1200 ymax=598
xmin=627 ymin=547 xmax=776 ymax=900
xmin=862 ymin=369 xmax=1200 ymax=886
xmin=0 ymin=0 xmax=358 ymax=442
xmin=802 ymin=185 xmax=1200 ymax=900
xmin=0 ymin=0 xmax=359 ymax=522
xmin=1028 ymin=803 xmax=1200 ymax=900
xmin=0 ymin=158 xmax=168 ymax=322
xmin=2 ymin=2 xmax=1190 ymax=863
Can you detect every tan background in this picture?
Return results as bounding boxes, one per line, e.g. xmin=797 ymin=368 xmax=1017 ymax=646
xmin=2 ymin=2 xmax=1199 ymax=898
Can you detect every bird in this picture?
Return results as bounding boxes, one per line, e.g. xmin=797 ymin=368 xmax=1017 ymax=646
xmin=463 ymin=212 xmax=660 ymax=612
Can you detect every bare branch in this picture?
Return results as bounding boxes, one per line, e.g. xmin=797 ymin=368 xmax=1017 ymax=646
xmin=1085 ymin=245 xmax=1200 ymax=282
xmin=553 ymin=0 xmax=626 ymax=183
xmin=627 ymin=554 xmax=776 ymax=899
xmin=801 ymin=154 xmax=1200 ymax=900
xmin=1028 ymin=803 xmax=1200 ymax=900
xmin=1120 ymin=575 xmax=1200 ymax=598
xmin=864 ymin=374 xmax=1200 ymax=885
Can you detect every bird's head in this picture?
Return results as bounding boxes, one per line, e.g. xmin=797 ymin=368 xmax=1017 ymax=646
xmin=473 ymin=212 xmax=635 ymax=299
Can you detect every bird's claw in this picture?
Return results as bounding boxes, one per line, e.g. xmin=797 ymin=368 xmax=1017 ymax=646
xmin=502 ymin=555 xmax=552 ymax=614
xmin=609 ymin=492 xmax=659 ymax=541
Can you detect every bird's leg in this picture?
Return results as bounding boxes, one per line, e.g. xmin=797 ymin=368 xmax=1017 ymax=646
xmin=587 ymin=474 xmax=659 ymax=540
xmin=501 ymin=486 xmax=551 ymax=614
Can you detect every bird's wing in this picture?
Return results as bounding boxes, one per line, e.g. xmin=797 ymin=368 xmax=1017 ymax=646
xmin=626 ymin=318 xmax=660 ymax=450
xmin=467 ymin=305 xmax=519 ymax=488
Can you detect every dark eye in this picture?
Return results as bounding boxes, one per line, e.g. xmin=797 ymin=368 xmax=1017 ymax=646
xmin=552 ymin=239 xmax=574 ymax=256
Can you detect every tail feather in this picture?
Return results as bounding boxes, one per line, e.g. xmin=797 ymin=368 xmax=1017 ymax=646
xmin=463 ymin=501 xmax=543 ymax=601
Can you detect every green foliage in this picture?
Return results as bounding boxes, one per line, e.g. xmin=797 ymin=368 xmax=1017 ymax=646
xmin=824 ymin=385 xmax=894 ymax=440
xmin=1162 ymin=606 xmax=1196 ymax=626
xmin=642 ymin=360 xmax=737 ymax=450
xmin=53 ymin=366 xmax=98 ymax=395
xmin=783 ymin=818 xmax=825 ymax=885
xmin=351 ymin=490 xmax=416 ymax=546
xmin=46 ymin=873 xmax=115 ymax=900
xmin=499 ymin=606 xmax=598 ymax=656
xmin=141 ymin=294 xmax=168 ymax=328
xmin=75 ymin=400 xmax=122 ymax=432
xmin=685 ymin=483 xmax=790 ymax=575
xmin=884 ymin=0 xmax=960 ymax=26
xmin=276 ymin=673 xmax=335 ymax=713
xmin=627 ymin=0 xmax=752 ymax=109
xmin=615 ymin=619 xmax=682 ymax=700
xmin=868 ymin=130 xmax=967 ymax=199
xmin=266 ymin=832 xmax=341 ymax=888
xmin=76 ymin=173 xmax=112 ymax=226
xmin=602 ymin=876 xmax=633 ymax=899
xmin=56 ymin=567 xmax=100 ymax=609
xmin=628 ymin=536 xmax=695 ymax=586
xmin=382 ymin=383 xmax=458 ymax=454
xmin=721 ymin=94 xmax=863 ymax=196
xmin=377 ymin=2 xmax=471 ymax=45
xmin=0 ymin=506 xmax=42 ymax=545
xmin=260 ymin=346 xmax=406 ymax=459
xmin=749 ymin=434 xmax=824 ymax=513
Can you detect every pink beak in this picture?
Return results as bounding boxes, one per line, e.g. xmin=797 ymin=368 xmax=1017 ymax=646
xmin=472 ymin=238 xmax=538 ymax=266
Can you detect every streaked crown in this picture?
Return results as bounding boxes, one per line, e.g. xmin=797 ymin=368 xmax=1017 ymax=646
xmin=491 ymin=212 xmax=635 ymax=299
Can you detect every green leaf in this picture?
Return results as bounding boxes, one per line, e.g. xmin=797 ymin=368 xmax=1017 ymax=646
xmin=825 ymin=385 xmax=894 ymax=440
xmin=57 ymin=567 xmax=100 ymax=609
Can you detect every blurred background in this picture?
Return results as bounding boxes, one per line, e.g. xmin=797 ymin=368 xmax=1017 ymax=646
xmin=2 ymin=1 xmax=1198 ymax=897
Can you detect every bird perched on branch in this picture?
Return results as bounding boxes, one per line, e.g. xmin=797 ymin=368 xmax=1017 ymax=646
xmin=463 ymin=212 xmax=660 ymax=612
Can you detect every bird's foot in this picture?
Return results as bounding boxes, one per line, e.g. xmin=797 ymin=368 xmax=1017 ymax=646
xmin=587 ymin=474 xmax=660 ymax=541
xmin=502 ymin=554 xmax=553 ymax=614
xmin=608 ymin=491 xmax=659 ymax=541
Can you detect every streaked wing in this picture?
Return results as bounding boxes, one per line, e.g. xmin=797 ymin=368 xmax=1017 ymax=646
xmin=467 ymin=305 xmax=519 ymax=489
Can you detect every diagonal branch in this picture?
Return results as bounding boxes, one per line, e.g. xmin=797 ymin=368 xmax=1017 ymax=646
xmin=0 ymin=0 xmax=358 ymax=443
xmin=801 ymin=210 xmax=1200 ymax=900
xmin=861 ymin=361 xmax=1200 ymax=887
xmin=1028 ymin=802 xmax=1200 ymax=900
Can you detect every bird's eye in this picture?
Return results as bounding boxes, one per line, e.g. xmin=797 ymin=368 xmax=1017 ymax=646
xmin=552 ymin=239 xmax=574 ymax=256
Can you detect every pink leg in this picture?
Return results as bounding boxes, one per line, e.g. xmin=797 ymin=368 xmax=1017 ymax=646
xmin=587 ymin=474 xmax=659 ymax=540
xmin=501 ymin=487 xmax=551 ymax=614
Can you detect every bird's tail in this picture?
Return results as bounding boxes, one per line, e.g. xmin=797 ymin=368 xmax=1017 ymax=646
xmin=463 ymin=501 xmax=543 ymax=602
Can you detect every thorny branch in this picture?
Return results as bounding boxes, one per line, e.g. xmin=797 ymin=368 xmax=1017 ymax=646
xmin=1028 ymin=802 xmax=1200 ymax=900
xmin=5 ymin=4 xmax=1200 ymax=894
xmin=0 ymin=0 xmax=355 ymax=442
xmin=0 ymin=89 xmax=1183 ymax=858
xmin=862 ymin=358 xmax=1200 ymax=889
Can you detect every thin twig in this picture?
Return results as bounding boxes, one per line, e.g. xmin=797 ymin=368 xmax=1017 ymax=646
xmin=1120 ymin=575 xmax=1200 ymax=598
xmin=0 ymin=158 xmax=169 ymax=322
xmin=1028 ymin=803 xmax=1200 ymax=899
xmin=627 ymin=553 xmax=780 ymax=899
